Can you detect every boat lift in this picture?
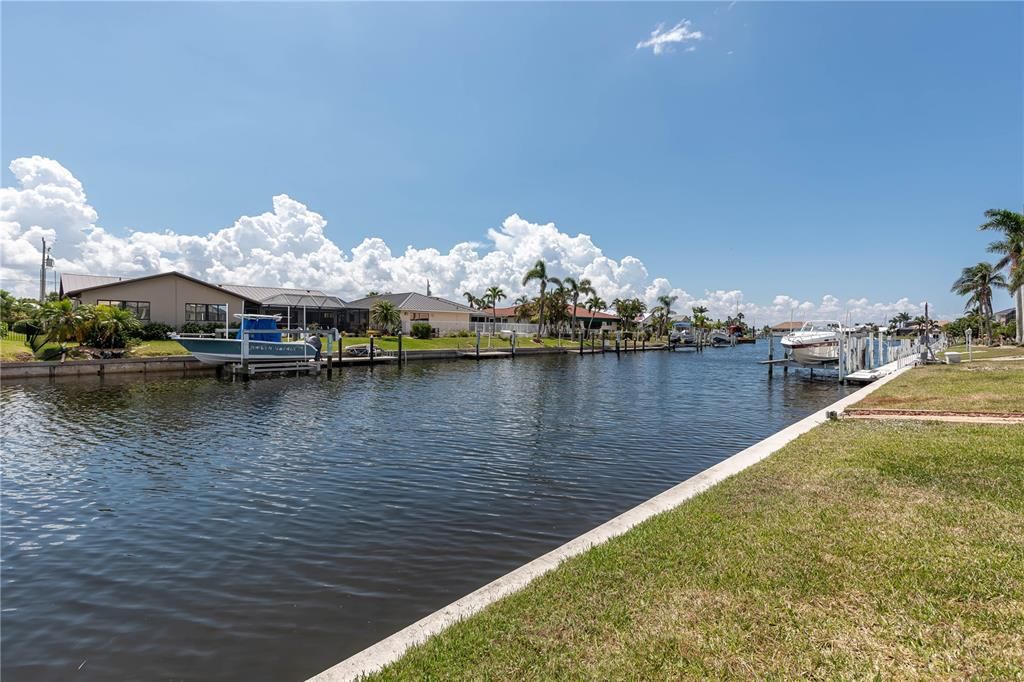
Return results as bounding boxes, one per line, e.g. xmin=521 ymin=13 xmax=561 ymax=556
xmin=229 ymin=324 xmax=340 ymax=378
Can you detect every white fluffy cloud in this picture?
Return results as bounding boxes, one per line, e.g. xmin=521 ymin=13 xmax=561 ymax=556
xmin=636 ymin=20 xmax=704 ymax=55
xmin=1 ymin=156 xmax=927 ymax=324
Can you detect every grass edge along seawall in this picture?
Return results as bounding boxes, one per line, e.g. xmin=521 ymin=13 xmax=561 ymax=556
xmin=307 ymin=368 xmax=914 ymax=682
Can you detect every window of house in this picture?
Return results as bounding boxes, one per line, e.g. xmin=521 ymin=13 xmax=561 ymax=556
xmin=97 ymin=299 xmax=151 ymax=321
xmin=410 ymin=312 xmax=429 ymax=321
xmin=185 ymin=303 xmax=227 ymax=322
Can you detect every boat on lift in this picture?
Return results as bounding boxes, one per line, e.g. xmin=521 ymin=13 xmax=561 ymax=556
xmin=709 ymin=329 xmax=732 ymax=347
xmin=780 ymin=320 xmax=842 ymax=366
xmin=171 ymin=314 xmax=317 ymax=365
xmin=669 ymin=320 xmax=697 ymax=350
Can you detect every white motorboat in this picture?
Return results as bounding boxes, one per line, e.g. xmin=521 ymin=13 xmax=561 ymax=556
xmin=780 ymin=320 xmax=842 ymax=366
xmin=669 ymin=321 xmax=697 ymax=350
xmin=709 ymin=329 xmax=732 ymax=347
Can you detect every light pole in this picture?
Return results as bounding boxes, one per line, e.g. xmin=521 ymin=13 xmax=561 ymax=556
xmin=39 ymin=238 xmax=55 ymax=302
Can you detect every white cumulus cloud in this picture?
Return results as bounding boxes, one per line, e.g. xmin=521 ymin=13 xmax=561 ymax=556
xmin=636 ymin=20 xmax=704 ymax=55
xmin=0 ymin=156 xmax=929 ymax=324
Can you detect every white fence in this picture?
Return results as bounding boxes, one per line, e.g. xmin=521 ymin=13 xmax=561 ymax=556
xmin=401 ymin=320 xmax=538 ymax=336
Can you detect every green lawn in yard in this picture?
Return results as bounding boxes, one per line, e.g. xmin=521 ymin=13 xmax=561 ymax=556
xmin=1 ymin=337 xmax=189 ymax=361
xmin=126 ymin=339 xmax=189 ymax=357
xmin=855 ymin=362 xmax=1024 ymax=414
xmin=940 ymin=344 xmax=1024 ymax=361
xmin=336 ymin=336 xmax=610 ymax=352
xmin=0 ymin=335 xmax=41 ymax=361
xmin=369 ymin=419 xmax=1024 ymax=680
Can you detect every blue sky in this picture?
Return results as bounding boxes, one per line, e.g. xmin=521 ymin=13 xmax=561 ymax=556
xmin=2 ymin=1 xmax=1021 ymax=319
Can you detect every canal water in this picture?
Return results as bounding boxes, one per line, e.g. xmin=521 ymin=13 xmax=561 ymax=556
xmin=1 ymin=345 xmax=853 ymax=681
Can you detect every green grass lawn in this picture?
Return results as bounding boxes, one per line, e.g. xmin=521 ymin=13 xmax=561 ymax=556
xmin=337 ymin=335 xmax=614 ymax=352
xmin=125 ymin=339 xmax=189 ymax=357
xmin=940 ymin=344 xmax=1024 ymax=361
xmin=1 ymin=337 xmax=189 ymax=361
xmin=855 ymin=362 xmax=1024 ymax=414
xmin=365 ymin=363 xmax=1024 ymax=680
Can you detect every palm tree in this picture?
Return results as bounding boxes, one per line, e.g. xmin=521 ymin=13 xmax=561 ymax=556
xmin=522 ymin=260 xmax=559 ymax=339
xmin=514 ymin=295 xmax=530 ymax=306
xmin=951 ymin=262 xmax=1006 ymax=344
xmin=561 ymin=277 xmax=595 ymax=340
xmin=89 ymin=304 xmax=141 ymax=348
xmin=485 ymin=286 xmax=506 ymax=339
xmin=979 ymin=208 xmax=1024 ymax=343
xmin=37 ymin=298 xmax=85 ymax=347
xmin=463 ymin=291 xmax=478 ymax=309
xmin=584 ymin=295 xmax=606 ymax=338
xmin=370 ymin=300 xmax=402 ymax=335
xmin=657 ymin=294 xmax=677 ymax=339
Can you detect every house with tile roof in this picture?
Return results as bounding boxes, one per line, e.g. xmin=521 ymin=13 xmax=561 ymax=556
xmin=470 ymin=303 xmax=619 ymax=335
xmin=345 ymin=292 xmax=475 ymax=336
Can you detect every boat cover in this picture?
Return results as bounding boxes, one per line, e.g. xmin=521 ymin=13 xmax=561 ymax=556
xmin=236 ymin=317 xmax=282 ymax=342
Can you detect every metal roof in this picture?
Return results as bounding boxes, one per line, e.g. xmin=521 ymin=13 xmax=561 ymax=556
xmin=59 ymin=270 xmax=264 ymax=302
xmin=60 ymin=273 xmax=124 ymax=294
xmin=258 ymin=292 xmax=348 ymax=309
xmin=345 ymin=292 xmax=474 ymax=313
xmin=218 ymin=284 xmax=346 ymax=306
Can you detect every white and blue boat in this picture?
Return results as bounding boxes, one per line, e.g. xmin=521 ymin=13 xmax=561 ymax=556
xmin=172 ymin=314 xmax=316 ymax=365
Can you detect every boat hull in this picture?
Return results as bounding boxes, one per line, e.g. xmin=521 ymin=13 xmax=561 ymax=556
xmin=176 ymin=338 xmax=316 ymax=365
xmin=783 ymin=340 xmax=839 ymax=366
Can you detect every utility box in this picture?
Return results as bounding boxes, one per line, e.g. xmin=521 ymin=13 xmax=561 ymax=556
xmin=945 ymin=352 xmax=962 ymax=364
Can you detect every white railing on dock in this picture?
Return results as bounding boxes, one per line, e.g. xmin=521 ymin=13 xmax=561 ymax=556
xmin=837 ymin=331 xmax=947 ymax=382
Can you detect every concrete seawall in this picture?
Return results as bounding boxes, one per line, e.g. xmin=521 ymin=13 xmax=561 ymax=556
xmin=1 ymin=355 xmax=216 ymax=380
xmin=307 ymin=366 xmax=913 ymax=682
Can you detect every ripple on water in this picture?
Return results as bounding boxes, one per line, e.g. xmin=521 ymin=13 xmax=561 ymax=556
xmin=1 ymin=347 xmax=852 ymax=681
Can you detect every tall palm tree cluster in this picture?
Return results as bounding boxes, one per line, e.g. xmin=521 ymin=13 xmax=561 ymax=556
xmin=951 ymin=208 xmax=1023 ymax=345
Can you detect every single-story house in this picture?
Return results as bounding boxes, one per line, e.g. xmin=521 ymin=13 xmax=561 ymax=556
xmin=346 ymin=292 xmax=474 ymax=336
xmin=770 ymin=320 xmax=804 ymax=335
xmin=471 ymin=304 xmax=619 ymax=334
xmin=60 ymin=271 xmax=369 ymax=332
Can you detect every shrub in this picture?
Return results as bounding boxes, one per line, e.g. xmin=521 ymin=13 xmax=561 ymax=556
xmin=0 ymin=321 xmax=7 ymax=339
xmin=411 ymin=322 xmax=432 ymax=339
xmin=179 ymin=322 xmax=205 ymax=334
xmin=140 ymin=322 xmax=174 ymax=340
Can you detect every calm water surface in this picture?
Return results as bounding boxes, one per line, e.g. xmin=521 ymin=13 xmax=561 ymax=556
xmin=2 ymin=346 xmax=852 ymax=680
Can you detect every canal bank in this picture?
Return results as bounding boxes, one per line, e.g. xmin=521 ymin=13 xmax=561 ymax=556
xmin=330 ymin=359 xmax=1024 ymax=681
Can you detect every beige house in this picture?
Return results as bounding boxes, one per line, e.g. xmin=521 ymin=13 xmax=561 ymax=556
xmin=61 ymin=271 xmax=258 ymax=328
xmin=346 ymin=292 xmax=474 ymax=335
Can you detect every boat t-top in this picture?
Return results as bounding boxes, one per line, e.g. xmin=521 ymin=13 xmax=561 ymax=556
xmin=171 ymin=314 xmax=318 ymax=365
xmin=780 ymin=320 xmax=843 ymax=366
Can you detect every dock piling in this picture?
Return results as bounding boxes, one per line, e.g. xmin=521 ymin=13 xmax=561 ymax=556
xmin=398 ymin=332 xmax=404 ymax=366
xmin=369 ymin=335 xmax=375 ymax=366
